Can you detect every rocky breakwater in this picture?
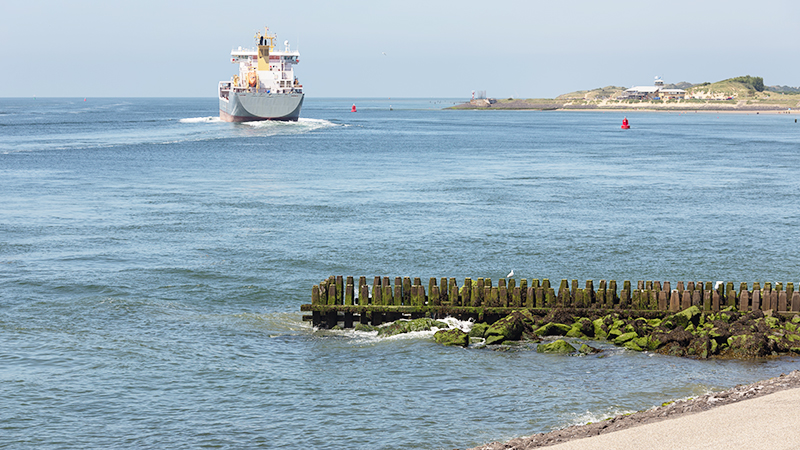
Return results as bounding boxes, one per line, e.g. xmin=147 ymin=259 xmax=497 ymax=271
xmin=465 ymin=306 xmax=800 ymax=359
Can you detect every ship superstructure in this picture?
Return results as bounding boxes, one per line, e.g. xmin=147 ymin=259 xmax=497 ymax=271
xmin=218 ymin=28 xmax=304 ymax=122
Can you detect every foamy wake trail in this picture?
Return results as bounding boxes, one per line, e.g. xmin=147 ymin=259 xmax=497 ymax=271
xmin=245 ymin=117 xmax=337 ymax=133
xmin=179 ymin=116 xmax=222 ymax=123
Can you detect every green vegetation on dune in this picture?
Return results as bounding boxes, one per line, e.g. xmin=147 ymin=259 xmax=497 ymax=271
xmin=448 ymin=75 xmax=800 ymax=111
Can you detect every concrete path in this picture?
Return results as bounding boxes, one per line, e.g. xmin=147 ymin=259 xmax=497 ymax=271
xmin=546 ymin=387 xmax=800 ymax=450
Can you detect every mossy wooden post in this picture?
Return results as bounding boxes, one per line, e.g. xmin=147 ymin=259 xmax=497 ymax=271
xmin=792 ymin=292 xmax=800 ymax=312
xmin=669 ymin=290 xmax=679 ymax=311
xmin=726 ymin=282 xmax=736 ymax=308
xmin=372 ymin=279 xmax=381 ymax=306
xmin=326 ymin=284 xmax=336 ymax=306
xmin=712 ymin=290 xmax=720 ymax=312
xmin=595 ymin=280 xmax=608 ymax=309
xmin=534 ymin=288 xmax=544 ymax=307
xmin=344 ymin=282 xmax=354 ymax=327
xmin=520 ymin=279 xmax=528 ymax=306
xmin=681 ymin=290 xmax=691 ymax=310
xmin=691 ymin=290 xmax=701 ymax=308
xmin=512 ymin=287 xmax=521 ymax=307
xmin=632 ymin=289 xmax=641 ymax=310
xmin=345 ymin=283 xmax=354 ymax=306
xmin=739 ymin=289 xmax=750 ymax=312
xmin=359 ymin=276 xmax=367 ymax=289
xmin=450 ymin=277 xmax=472 ymax=306
xmin=609 ymin=280 xmax=618 ymax=307
xmin=545 ymin=287 xmax=556 ymax=307
xmin=575 ymin=288 xmax=586 ymax=308
xmin=637 ymin=280 xmax=644 ymax=290
xmin=334 ymin=277 xmax=344 ymax=305
xmin=429 ymin=277 xmax=437 ymax=300
xmin=483 ymin=286 xmax=492 ymax=307
xmin=498 ymin=286 xmax=508 ymax=307
xmin=394 ymin=283 xmax=402 ymax=306
xmin=312 ymin=285 xmax=320 ymax=305
xmin=787 ymin=283 xmax=795 ymax=303
xmin=311 ymin=285 xmax=322 ymax=327
xmin=658 ymin=290 xmax=668 ymax=310
xmin=430 ymin=285 xmax=441 ymax=307
xmin=450 ymin=284 xmax=460 ymax=308
xmin=620 ymin=281 xmax=631 ymax=309
xmin=492 ymin=286 xmax=502 ymax=307
xmin=383 ymin=284 xmax=393 ymax=306
xmin=485 ymin=278 xmax=493 ymax=288
xmin=319 ymin=280 xmax=329 ymax=305
xmin=677 ymin=281 xmax=685 ymax=297
xmin=414 ymin=277 xmax=422 ymax=287
xmin=403 ymin=277 xmax=412 ymax=305
xmin=703 ymin=290 xmax=711 ymax=311
xmin=619 ymin=289 xmax=629 ymax=309
xmin=654 ymin=281 xmax=662 ymax=293
xmin=779 ymin=291 xmax=787 ymax=312
xmin=752 ymin=289 xmax=761 ymax=311
xmin=542 ymin=278 xmax=551 ymax=291
xmin=769 ymin=291 xmax=778 ymax=311
xmin=648 ymin=290 xmax=657 ymax=310
xmin=476 ymin=278 xmax=485 ymax=306
xmin=359 ymin=284 xmax=370 ymax=306
xmin=440 ymin=278 xmax=448 ymax=305
xmin=585 ymin=280 xmax=595 ymax=306
xmin=558 ymin=279 xmax=569 ymax=307
xmin=498 ymin=278 xmax=506 ymax=289
xmin=571 ymin=279 xmax=579 ymax=304
xmin=413 ymin=284 xmax=425 ymax=307
xmin=508 ymin=278 xmax=516 ymax=294
xmin=526 ymin=286 xmax=535 ymax=308
xmin=449 ymin=278 xmax=459 ymax=306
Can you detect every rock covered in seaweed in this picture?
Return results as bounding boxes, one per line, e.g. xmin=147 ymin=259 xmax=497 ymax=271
xmin=484 ymin=310 xmax=536 ymax=345
xmin=536 ymin=339 xmax=576 ymax=354
xmin=434 ymin=328 xmax=469 ymax=347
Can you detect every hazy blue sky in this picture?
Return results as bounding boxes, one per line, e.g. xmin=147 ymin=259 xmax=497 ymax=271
xmin=3 ymin=0 xmax=798 ymax=98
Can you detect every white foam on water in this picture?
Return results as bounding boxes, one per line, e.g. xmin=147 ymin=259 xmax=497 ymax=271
xmin=560 ymin=407 xmax=638 ymax=429
xmin=316 ymin=315 xmax=473 ymax=344
xmin=179 ymin=116 xmax=222 ymax=123
xmin=244 ymin=117 xmax=337 ymax=133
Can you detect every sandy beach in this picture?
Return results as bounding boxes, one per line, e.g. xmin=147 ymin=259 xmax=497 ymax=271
xmin=469 ymin=370 xmax=800 ymax=450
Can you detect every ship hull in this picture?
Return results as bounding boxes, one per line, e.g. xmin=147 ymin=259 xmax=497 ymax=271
xmin=219 ymin=92 xmax=304 ymax=122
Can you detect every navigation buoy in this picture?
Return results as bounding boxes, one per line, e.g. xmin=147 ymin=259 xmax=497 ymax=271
xmin=351 ymin=104 xmax=357 ymax=112
xmin=621 ymin=117 xmax=630 ymax=129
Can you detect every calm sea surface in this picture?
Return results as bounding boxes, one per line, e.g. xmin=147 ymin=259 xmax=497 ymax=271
xmin=2 ymin=97 xmax=800 ymax=449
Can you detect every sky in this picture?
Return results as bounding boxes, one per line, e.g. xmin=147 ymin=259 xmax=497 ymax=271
xmin=2 ymin=0 xmax=799 ymax=98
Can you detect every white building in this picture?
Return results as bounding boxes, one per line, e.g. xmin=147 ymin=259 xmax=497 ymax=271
xmin=619 ymin=77 xmax=686 ymax=99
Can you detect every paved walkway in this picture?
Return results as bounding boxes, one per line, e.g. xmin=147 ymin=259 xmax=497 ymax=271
xmin=546 ymin=387 xmax=800 ymax=450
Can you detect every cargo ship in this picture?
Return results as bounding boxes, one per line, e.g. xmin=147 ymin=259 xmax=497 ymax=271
xmin=218 ymin=28 xmax=304 ymax=122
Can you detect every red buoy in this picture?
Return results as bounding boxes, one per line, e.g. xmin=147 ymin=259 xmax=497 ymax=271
xmin=351 ymin=104 xmax=357 ymax=112
xmin=621 ymin=117 xmax=630 ymax=129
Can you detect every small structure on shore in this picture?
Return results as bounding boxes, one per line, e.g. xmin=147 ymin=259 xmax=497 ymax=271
xmin=619 ymin=77 xmax=686 ymax=100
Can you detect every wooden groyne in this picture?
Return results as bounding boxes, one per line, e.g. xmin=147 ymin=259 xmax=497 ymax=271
xmin=301 ymin=276 xmax=800 ymax=329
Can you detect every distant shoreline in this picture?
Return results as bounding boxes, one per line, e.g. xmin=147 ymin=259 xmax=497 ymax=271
xmin=448 ymin=100 xmax=798 ymax=114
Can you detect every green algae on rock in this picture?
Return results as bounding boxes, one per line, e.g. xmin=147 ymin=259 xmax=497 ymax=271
xmin=434 ymin=328 xmax=469 ymax=347
xmin=537 ymin=339 xmax=577 ymax=354
xmin=484 ymin=310 xmax=536 ymax=345
xmin=376 ymin=318 xmax=449 ymax=337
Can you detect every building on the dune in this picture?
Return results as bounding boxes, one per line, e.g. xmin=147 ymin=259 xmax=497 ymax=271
xmin=618 ymin=77 xmax=686 ymax=100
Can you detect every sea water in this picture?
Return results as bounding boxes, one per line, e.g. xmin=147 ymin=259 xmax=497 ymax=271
xmin=1 ymin=97 xmax=800 ymax=449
